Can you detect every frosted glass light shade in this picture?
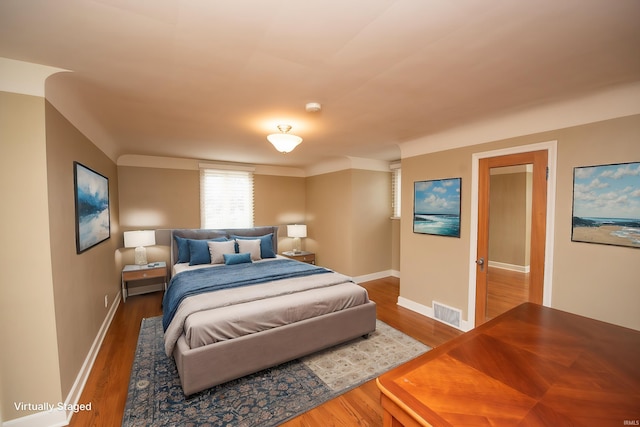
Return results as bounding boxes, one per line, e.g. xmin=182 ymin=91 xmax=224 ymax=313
xmin=267 ymin=133 xmax=303 ymax=153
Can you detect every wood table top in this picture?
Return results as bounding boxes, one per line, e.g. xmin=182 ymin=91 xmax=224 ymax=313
xmin=377 ymin=303 xmax=640 ymax=426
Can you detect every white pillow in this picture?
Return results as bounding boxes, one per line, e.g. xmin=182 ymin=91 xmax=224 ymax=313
xmin=207 ymin=240 xmax=236 ymax=264
xmin=237 ymin=239 xmax=262 ymax=261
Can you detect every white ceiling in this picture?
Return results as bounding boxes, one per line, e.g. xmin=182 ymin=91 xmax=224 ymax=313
xmin=1 ymin=0 xmax=639 ymax=168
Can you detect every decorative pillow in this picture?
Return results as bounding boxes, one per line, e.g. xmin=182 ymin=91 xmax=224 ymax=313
xmin=207 ymin=240 xmax=237 ymax=264
xmin=188 ymin=238 xmax=228 ymax=265
xmin=236 ymin=239 xmax=261 ymax=261
xmin=174 ymin=235 xmax=191 ymax=264
xmin=232 ymin=233 xmax=276 ymax=258
xmin=224 ymin=252 xmax=252 ymax=265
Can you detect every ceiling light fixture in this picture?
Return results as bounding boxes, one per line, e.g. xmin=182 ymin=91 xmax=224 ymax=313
xmin=267 ymin=124 xmax=303 ymax=153
xmin=305 ymin=102 xmax=322 ymax=113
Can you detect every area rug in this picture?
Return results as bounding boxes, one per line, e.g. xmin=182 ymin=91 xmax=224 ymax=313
xmin=122 ymin=316 xmax=429 ymax=427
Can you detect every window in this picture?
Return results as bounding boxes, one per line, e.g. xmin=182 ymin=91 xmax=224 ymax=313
xmin=200 ymin=165 xmax=254 ymax=228
xmin=391 ymin=162 xmax=401 ymax=218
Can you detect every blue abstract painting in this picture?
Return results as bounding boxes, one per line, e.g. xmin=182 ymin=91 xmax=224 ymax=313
xmin=414 ymin=178 xmax=461 ymax=237
xmin=74 ymin=162 xmax=110 ymax=253
xmin=572 ymin=162 xmax=640 ymax=248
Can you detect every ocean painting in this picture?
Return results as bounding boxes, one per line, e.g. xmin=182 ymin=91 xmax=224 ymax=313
xmin=74 ymin=162 xmax=110 ymax=253
xmin=414 ymin=178 xmax=461 ymax=237
xmin=572 ymin=161 xmax=640 ymax=249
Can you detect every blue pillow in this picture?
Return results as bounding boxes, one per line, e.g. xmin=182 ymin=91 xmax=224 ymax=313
xmin=224 ymin=252 xmax=252 ymax=265
xmin=232 ymin=233 xmax=276 ymax=258
xmin=188 ymin=237 xmax=228 ymax=266
xmin=174 ymin=235 xmax=191 ymax=264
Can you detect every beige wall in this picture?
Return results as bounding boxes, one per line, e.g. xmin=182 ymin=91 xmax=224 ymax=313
xmin=117 ymin=166 xmax=306 ymax=252
xmin=488 ymin=171 xmax=531 ymax=267
xmin=118 ymin=165 xmax=391 ymax=277
xmin=0 ymin=92 xmax=62 ymax=420
xmin=401 ymin=114 xmax=640 ymax=330
xmin=351 ymin=169 xmax=392 ymax=276
xmin=391 ymin=219 xmax=401 ymax=273
xmin=306 ymin=170 xmax=353 ymax=271
xmin=118 ymin=166 xmax=200 ymax=229
xmin=253 ymin=174 xmax=306 ymax=252
xmin=306 ymin=169 xmax=392 ymax=277
xmin=45 ymin=102 xmax=122 ymax=399
xmin=552 ymin=115 xmax=640 ymax=329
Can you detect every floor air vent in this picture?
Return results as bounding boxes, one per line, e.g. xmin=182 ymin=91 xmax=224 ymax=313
xmin=433 ymin=301 xmax=461 ymax=329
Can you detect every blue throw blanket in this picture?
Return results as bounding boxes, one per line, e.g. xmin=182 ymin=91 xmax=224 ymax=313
xmin=162 ymin=259 xmax=332 ymax=331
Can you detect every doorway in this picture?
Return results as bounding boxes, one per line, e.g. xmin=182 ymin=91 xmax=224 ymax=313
xmin=486 ymin=164 xmax=532 ymax=320
xmin=469 ymin=142 xmax=556 ymax=328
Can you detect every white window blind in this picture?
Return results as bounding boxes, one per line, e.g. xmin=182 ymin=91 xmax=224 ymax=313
xmin=391 ymin=164 xmax=401 ymax=218
xmin=200 ymin=167 xmax=254 ymax=228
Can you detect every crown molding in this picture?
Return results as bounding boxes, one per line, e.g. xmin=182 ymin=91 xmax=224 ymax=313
xmin=0 ymin=57 xmax=66 ymax=97
xmin=400 ymin=81 xmax=640 ymax=158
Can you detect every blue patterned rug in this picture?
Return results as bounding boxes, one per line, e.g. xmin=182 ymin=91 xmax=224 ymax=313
xmin=122 ymin=316 xmax=429 ymax=426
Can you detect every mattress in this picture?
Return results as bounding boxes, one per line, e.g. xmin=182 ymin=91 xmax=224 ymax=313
xmin=163 ymin=258 xmax=367 ymax=355
xmin=185 ymin=281 xmax=368 ymax=348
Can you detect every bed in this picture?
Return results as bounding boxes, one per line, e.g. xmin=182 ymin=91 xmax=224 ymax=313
xmin=163 ymin=226 xmax=377 ymax=395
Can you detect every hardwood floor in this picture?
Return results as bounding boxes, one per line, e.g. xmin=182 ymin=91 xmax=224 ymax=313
xmin=69 ymin=277 xmax=462 ymax=427
xmin=69 ymin=291 xmax=163 ymax=427
xmin=486 ymin=267 xmax=530 ymax=321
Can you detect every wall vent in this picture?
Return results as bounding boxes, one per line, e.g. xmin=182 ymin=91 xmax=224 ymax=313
xmin=433 ymin=301 xmax=461 ymax=329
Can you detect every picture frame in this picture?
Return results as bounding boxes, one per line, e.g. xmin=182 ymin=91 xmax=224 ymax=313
xmin=413 ymin=177 xmax=461 ymax=237
xmin=74 ymin=162 xmax=110 ymax=253
xmin=571 ymin=161 xmax=640 ymax=249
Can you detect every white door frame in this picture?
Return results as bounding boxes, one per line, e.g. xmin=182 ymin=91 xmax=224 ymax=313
xmin=467 ymin=140 xmax=557 ymax=329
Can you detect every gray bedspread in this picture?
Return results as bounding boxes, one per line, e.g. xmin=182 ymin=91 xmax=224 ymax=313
xmin=163 ymin=264 xmax=362 ymax=356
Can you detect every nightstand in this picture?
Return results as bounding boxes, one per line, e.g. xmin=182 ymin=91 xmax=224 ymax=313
xmin=121 ymin=262 xmax=167 ymax=302
xmin=282 ymin=251 xmax=316 ymax=265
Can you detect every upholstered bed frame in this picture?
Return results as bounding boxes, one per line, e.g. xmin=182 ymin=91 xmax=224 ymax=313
xmin=168 ymin=226 xmax=377 ymax=395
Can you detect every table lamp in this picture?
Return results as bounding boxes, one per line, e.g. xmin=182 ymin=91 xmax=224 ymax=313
xmin=124 ymin=230 xmax=156 ymax=265
xmin=287 ymin=224 xmax=307 ymax=254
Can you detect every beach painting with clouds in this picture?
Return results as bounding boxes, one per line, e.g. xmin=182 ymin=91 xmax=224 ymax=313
xmin=414 ymin=178 xmax=461 ymax=237
xmin=572 ymin=161 xmax=640 ymax=249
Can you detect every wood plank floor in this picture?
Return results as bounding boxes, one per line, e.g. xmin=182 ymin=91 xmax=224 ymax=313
xmin=486 ymin=267 xmax=530 ymax=321
xmin=68 ymin=277 xmax=463 ymax=427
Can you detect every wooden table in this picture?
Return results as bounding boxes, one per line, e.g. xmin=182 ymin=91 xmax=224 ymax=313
xmin=377 ymin=303 xmax=640 ymax=426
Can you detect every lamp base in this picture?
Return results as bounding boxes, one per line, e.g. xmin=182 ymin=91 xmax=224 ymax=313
xmin=134 ymin=246 xmax=148 ymax=265
xmin=292 ymin=237 xmax=302 ymax=254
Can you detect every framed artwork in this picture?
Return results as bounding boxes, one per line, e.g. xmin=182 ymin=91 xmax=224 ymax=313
xmin=413 ymin=177 xmax=461 ymax=237
xmin=572 ymin=161 xmax=640 ymax=249
xmin=74 ymin=162 xmax=110 ymax=253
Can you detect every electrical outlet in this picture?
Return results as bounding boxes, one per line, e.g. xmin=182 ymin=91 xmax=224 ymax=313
xmin=104 ymin=295 xmax=108 ymax=308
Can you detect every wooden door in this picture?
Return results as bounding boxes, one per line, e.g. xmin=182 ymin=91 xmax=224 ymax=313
xmin=475 ymin=150 xmax=548 ymax=326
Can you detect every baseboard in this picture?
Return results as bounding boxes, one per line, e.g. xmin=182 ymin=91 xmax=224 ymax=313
xmin=488 ymin=260 xmax=530 ymax=273
xmin=63 ymin=292 xmax=121 ymax=422
xmin=397 ymin=296 xmax=471 ymax=332
xmin=352 ymin=270 xmax=396 ymax=283
xmin=3 ymin=294 xmax=121 ymax=427
xmin=2 ymin=409 xmax=67 ymax=427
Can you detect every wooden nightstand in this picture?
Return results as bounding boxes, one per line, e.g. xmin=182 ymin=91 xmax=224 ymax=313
xmin=282 ymin=251 xmax=316 ymax=265
xmin=121 ymin=262 xmax=167 ymax=302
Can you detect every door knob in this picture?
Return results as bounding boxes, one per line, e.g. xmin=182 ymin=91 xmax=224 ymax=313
xmin=476 ymin=257 xmax=485 ymax=271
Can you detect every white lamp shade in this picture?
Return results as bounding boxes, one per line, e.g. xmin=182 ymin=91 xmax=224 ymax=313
xmin=267 ymin=133 xmax=303 ymax=153
xmin=287 ymin=224 xmax=307 ymax=238
xmin=124 ymin=230 xmax=156 ymax=248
